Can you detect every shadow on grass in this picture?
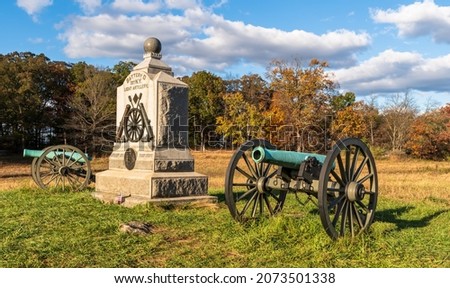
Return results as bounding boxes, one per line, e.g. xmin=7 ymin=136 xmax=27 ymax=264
xmin=375 ymin=205 xmax=449 ymax=231
xmin=209 ymin=191 xmax=226 ymax=203
xmin=0 ymin=173 xmax=31 ymax=178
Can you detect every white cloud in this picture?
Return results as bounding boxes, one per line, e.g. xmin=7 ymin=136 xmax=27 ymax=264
xmin=59 ymin=13 xmax=192 ymax=58
xmin=75 ymin=0 xmax=102 ymax=14
xmin=371 ymin=0 xmax=450 ymax=43
xmin=58 ymin=6 xmax=371 ymax=73
xmin=164 ymin=0 xmax=199 ymax=10
xmin=333 ymin=49 xmax=450 ymax=95
xmin=111 ymin=0 xmax=162 ymax=13
xmin=16 ymin=0 xmax=53 ymax=18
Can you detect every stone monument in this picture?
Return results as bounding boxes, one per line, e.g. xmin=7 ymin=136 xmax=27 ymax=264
xmin=93 ymin=37 xmax=215 ymax=206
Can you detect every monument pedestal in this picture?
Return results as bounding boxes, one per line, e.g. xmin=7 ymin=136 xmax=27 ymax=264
xmin=93 ymin=143 xmax=215 ymax=207
xmin=93 ymin=170 xmax=214 ymax=207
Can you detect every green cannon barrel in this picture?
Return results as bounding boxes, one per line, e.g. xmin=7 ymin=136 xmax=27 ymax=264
xmin=23 ymin=149 xmax=88 ymax=163
xmin=23 ymin=149 xmax=45 ymax=159
xmin=252 ymin=146 xmax=327 ymax=170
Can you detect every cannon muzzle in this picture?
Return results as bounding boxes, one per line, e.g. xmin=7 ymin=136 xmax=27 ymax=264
xmin=252 ymin=146 xmax=327 ymax=170
xmin=23 ymin=149 xmax=44 ymax=158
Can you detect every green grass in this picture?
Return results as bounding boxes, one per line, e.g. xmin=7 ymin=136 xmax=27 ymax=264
xmin=1 ymin=187 xmax=449 ymax=268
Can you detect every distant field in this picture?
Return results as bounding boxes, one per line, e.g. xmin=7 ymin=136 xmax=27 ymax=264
xmin=0 ymin=151 xmax=449 ymax=267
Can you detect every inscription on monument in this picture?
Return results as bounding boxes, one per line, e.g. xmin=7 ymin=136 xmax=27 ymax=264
xmin=124 ymin=72 xmax=149 ymax=92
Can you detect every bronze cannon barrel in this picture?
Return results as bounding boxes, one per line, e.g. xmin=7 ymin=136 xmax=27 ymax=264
xmin=251 ymin=146 xmax=327 ymax=169
xmin=23 ymin=149 xmax=45 ymax=159
xmin=23 ymin=149 xmax=90 ymax=163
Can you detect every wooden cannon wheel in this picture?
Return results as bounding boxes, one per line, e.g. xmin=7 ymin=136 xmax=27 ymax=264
xmin=318 ymin=138 xmax=378 ymax=240
xmin=225 ymin=139 xmax=287 ymax=222
xmin=34 ymin=144 xmax=92 ymax=191
xmin=31 ymin=145 xmax=55 ymax=186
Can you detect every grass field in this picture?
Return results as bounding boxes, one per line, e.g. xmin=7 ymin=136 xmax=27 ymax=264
xmin=0 ymin=151 xmax=449 ymax=267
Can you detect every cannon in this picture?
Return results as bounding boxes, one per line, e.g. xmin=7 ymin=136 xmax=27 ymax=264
xmin=23 ymin=144 xmax=94 ymax=191
xmin=224 ymin=138 xmax=378 ymax=240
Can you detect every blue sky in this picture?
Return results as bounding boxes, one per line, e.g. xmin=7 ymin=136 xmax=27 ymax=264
xmin=2 ymin=0 xmax=450 ymax=109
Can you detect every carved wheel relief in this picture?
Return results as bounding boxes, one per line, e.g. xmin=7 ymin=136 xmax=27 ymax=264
xmin=117 ymin=93 xmax=154 ymax=143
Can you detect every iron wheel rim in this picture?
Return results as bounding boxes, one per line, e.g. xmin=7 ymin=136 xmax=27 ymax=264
xmin=318 ymin=138 xmax=378 ymax=239
xmin=35 ymin=145 xmax=92 ymax=191
xmin=225 ymin=139 xmax=287 ymax=223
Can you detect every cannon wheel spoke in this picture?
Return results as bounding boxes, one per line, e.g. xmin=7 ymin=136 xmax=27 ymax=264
xmin=35 ymin=145 xmax=92 ymax=191
xmin=225 ymin=139 xmax=287 ymax=223
xmin=318 ymin=138 xmax=378 ymax=240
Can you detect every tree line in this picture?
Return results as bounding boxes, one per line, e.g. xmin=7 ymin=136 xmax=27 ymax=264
xmin=0 ymin=52 xmax=131 ymax=155
xmin=1 ymin=51 xmax=449 ymax=160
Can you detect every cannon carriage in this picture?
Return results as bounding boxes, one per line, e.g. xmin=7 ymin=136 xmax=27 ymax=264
xmin=224 ymin=137 xmax=378 ymax=240
xmin=23 ymin=144 xmax=94 ymax=191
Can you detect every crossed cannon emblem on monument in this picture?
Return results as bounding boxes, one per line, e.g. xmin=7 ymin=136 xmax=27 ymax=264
xmin=116 ymin=93 xmax=154 ymax=143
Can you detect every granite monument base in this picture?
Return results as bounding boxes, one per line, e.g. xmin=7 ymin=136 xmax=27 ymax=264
xmin=93 ymin=143 xmax=216 ymax=207
xmin=93 ymin=170 xmax=214 ymax=207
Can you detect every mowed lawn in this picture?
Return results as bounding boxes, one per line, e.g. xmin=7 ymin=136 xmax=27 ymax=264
xmin=0 ymin=150 xmax=449 ymax=267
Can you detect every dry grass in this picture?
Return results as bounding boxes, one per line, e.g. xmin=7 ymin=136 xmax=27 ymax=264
xmin=0 ymin=156 xmax=35 ymax=190
xmin=2 ymin=151 xmax=450 ymax=204
xmin=376 ymin=158 xmax=450 ymax=203
xmin=191 ymin=150 xmax=233 ymax=190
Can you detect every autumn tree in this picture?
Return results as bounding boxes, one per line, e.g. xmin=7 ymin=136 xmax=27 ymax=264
xmin=66 ymin=62 xmax=116 ymax=155
xmin=216 ymin=74 xmax=275 ymax=146
xmin=331 ymin=101 xmax=369 ymax=140
xmin=216 ymin=92 xmax=269 ymax=145
xmin=239 ymin=74 xmax=272 ymax=109
xmin=266 ymin=58 xmax=338 ymax=152
xmin=330 ymin=94 xmax=382 ymax=145
xmin=405 ymin=105 xmax=450 ymax=160
xmin=361 ymin=98 xmax=382 ymax=146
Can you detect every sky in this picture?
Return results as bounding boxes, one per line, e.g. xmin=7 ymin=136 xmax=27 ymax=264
xmin=2 ymin=0 xmax=450 ymax=109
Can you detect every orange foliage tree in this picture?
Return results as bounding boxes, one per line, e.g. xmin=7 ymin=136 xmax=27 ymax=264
xmin=216 ymin=91 xmax=285 ymax=145
xmin=405 ymin=104 xmax=450 ymax=160
xmin=331 ymin=101 xmax=369 ymax=141
xmin=266 ymin=58 xmax=338 ymax=152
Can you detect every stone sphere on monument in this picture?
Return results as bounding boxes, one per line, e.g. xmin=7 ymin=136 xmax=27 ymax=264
xmin=143 ymin=37 xmax=162 ymax=54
